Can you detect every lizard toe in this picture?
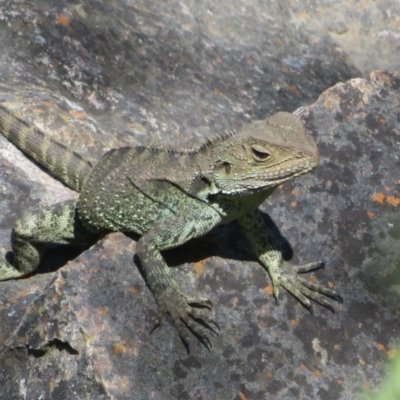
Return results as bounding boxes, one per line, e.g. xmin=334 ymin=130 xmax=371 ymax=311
xmin=275 ymin=262 xmax=342 ymax=313
xmin=188 ymin=296 xmax=213 ymax=310
xmin=294 ymin=261 xmax=324 ymax=273
xmin=156 ymin=289 xmax=217 ymax=346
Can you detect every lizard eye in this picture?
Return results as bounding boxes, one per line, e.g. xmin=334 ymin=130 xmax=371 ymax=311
xmin=251 ymin=145 xmax=270 ymax=162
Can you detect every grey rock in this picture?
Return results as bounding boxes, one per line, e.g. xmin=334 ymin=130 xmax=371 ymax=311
xmin=0 ymin=1 xmax=399 ymax=400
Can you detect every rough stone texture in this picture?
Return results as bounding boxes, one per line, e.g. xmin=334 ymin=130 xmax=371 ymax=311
xmin=0 ymin=1 xmax=399 ymax=400
xmin=287 ymin=0 xmax=400 ymax=74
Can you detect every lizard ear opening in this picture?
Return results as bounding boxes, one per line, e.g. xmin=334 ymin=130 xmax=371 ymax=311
xmin=222 ymin=162 xmax=231 ymax=174
xmin=251 ymin=144 xmax=270 ymax=162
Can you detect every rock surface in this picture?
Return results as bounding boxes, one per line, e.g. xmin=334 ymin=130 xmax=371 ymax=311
xmin=0 ymin=1 xmax=399 ymax=399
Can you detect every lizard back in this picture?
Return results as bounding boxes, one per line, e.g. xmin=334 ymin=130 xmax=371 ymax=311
xmin=0 ymin=105 xmax=95 ymax=192
xmin=77 ymin=146 xmax=208 ymax=234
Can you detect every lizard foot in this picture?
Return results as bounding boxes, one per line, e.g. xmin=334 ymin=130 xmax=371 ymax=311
xmin=154 ymin=289 xmax=218 ymax=346
xmin=272 ymin=261 xmax=343 ymax=313
xmin=0 ymin=258 xmax=27 ymax=281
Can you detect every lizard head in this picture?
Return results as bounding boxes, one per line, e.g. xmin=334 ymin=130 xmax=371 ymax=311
xmin=208 ymin=112 xmax=319 ymax=195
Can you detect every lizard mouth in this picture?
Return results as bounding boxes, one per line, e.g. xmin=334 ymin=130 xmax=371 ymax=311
xmin=226 ymin=155 xmax=318 ymax=194
xmin=260 ymin=153 xmax=318 ymax=182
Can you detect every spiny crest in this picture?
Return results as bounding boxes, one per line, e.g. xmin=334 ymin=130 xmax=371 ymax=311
xmin=133 ymin=145 xmax=194 ymax=156
xmin=197 ymin=129 xmax=240 ymax=152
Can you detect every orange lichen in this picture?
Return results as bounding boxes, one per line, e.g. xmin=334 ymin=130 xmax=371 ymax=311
xmin=386 ymin=196 xmax=400 ymax=207
xmin=297 ymin=11 xmax=309 ymax=19
xmin=69 ymin=110 xmax=85 ymax=119
xmin=287 ymin=85 xmax=299 ymax=95
xmin=376 ymin=343 xmax=385 ymax=351
xmin=371 ymin=192 xmax=385 ymax=204
xmin=113 ymin=344 xmax=125 ymax=355
xmin=387 ymin=349 xmax=397 ymax=358
xmin=366 ymin=210 xmax=375 ymax=218
xmin=238 ymin=391 xmax=248 ymax=400
xmin=97 ymin=306 xmax=108 ymax=313
xmin=264 ymin=286 xmax=273 ymax=296
xmin=193 ymin=261 xmax=206 ymax=274
xmin=214 ymin=88 xmax=222 ymax=95
xmin=57 ymin=14 xmax=69 ymax=26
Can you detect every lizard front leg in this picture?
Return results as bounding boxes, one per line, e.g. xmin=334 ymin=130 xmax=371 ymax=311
xmin=239 ymin=209 xmax=342 ymax=312
xmin=136 ymin=204 xmax=221 ymax=344
xmin=0 ymin=199 xmax=99 ymax=280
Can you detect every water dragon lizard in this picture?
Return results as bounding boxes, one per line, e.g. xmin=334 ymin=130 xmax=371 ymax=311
xmin=0 ymin=104 xmax=342 ymax=344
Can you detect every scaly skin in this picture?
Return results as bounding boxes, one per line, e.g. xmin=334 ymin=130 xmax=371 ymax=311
xmin=0 ymin=105 xmax=342 ymax=344
xmin=0 ymin=105 xmax=94 ymax=191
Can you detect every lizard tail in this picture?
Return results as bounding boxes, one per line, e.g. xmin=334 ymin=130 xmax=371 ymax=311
xmin=0 ymin=105 xmax=95 ymax=192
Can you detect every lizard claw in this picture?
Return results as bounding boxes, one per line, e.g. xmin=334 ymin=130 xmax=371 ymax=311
xmin=335 ymin=294 xmax=344 ymax=304
xmin=272 ymin=280 xmax=280 ymax=300
xmin=155 ymin=289 xmax=217 ymax=347
xmin=270 ymin=261 xmax=342 ymax=312
xmin=149 ymin=309 xmax=165 ymax=334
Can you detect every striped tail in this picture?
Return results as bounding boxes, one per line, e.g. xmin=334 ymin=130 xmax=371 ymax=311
xmin=0 ymin=105 xmax=95 ymax=192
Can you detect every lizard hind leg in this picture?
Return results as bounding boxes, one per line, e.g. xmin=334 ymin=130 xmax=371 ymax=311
xmin=0 ymin=199 xmax=98 ymax=281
